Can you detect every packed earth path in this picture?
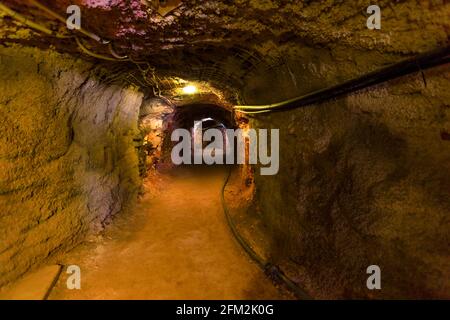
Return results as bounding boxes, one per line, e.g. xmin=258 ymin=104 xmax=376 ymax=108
xmin=48 ymin=166 xmax=288 ymax=299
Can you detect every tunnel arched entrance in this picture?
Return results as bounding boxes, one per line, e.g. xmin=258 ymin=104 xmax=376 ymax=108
xmin=171 ymin=103 xmax=235 ymax=130
xmin=160 ymin=103 xmax=236 ymax=169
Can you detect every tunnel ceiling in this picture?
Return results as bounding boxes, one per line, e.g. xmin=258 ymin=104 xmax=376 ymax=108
xmin=1 ymin=1 xmax=449 ymax=99
xmin=2 ymin=0 xmax=448 ymax=54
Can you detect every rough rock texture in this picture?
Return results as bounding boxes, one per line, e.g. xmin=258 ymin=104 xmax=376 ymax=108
xmin=139 ymin=97 xmax=174 ymax=170
xmin=1 ymin=1 xmax=449 ymax=99
xmin=244 ymin=46 xmax=450 ymax=299
xmin=0 ymin=0 xmax=449 ymax=298
xmin=3 ymin=0 xmax=449 ymax=54
xmin=0 ymin=46 xmax=143 ymax=287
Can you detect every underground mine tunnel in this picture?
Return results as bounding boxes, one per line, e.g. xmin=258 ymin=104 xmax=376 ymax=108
xmin=0 ymin=1 xmax=449 ymax=301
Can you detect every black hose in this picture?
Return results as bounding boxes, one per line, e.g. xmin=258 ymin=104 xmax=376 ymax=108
xmin=221 ymin=166 xmax=312 ymax=299
xmin=235 ymin=45 xmax=450 ymax=113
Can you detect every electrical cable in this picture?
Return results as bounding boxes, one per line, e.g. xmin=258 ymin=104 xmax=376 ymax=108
xmin=2 ymin=1 xmax=162 ymax=92
xmin=29 ymin=0 xmax=107 ymax=44
xmin=221 ymin=166 xmax=312 ymax=299
xmin=237 ymin=109 xmax=272 ymax=115
xmin=6 ymin=2 xmax=449 ymax=112
xmin=75 ymin=36 xmax=124 ymax=62
xmin=108 ymin=42 xmax=129 ymax=60
xmin=235 ymin=45 xmax=450 ymax=114
xmin=26 ymin=1 xmax=129 ymax=62
xmin=0 ymin=3 xmax=71 ymax=38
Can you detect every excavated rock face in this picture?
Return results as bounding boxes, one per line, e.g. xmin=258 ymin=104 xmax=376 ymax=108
xmin=0 ymin=46 xmax=143 ymax=287
xmin=0 ymin=0 xmax=449 ymax=298
xmin=244 ymin=47 xmax=450 ymax=299
xmin=139 ymin=97 xmax=174 ymax=170
xmin=1 ymin=1 xmax=449 ymax=97
xmin=2 ymin=0 xmax=449 ymax=53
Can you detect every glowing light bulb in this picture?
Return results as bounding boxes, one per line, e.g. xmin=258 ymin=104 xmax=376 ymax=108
xmin=182 ymin=85 xmax=197 ymax=94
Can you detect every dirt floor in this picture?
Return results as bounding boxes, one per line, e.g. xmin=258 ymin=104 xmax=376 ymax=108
xmin=48 ymin=166 xmax=288 ymax=299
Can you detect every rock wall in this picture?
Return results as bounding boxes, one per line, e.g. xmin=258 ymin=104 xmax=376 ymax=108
xmin=0 ymin=46 xmax=143 ymax=287
xmin=243 ymin=45 xmax=450 ymax=299
xmin=139 ymin=98 xmax=174 ymax=171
